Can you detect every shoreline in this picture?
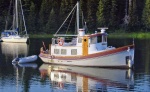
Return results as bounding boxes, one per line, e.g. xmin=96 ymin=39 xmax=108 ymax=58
xmin=29 ymin=32 xmax=150 ymax=39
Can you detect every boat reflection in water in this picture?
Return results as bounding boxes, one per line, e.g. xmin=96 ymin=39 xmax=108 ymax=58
xmin=39 ymin=64 xmax=134 ymax=91
xmin=1 ymin=42 xmax=29 ymax=59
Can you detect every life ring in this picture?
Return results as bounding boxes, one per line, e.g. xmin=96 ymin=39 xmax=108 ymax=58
xmin=58 ymin=39 xmax=64 ymax=46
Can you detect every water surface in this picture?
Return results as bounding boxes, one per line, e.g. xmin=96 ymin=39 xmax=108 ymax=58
xmin=0 ymin=38 xmax=150 ymax=92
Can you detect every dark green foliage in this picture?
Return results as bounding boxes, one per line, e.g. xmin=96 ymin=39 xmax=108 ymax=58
xmin=142 ymin=0 xmax=150 ymax=31
xmin=27 ymin=1 xmax=37 ymax=33
xmin=87 ymin=0 xmax=99 ymax=31
xmin=97 ymin=0 xmax=105 ymax=27
xmin=45 ymin=9 xmax=57 ymax=34
xmin=39 ymin=0 xmax=53 ymax=33
xmin=0 ymin=0 xmax=148 ymax=34
xmin=128 ymin=0 xmax=139 ymax=30
xmin=110 ymin=0 xmax=118 ymax=27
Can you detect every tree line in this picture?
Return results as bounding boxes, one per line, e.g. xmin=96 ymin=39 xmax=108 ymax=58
xmin=0 ymin=0 xmax=150 ymax=34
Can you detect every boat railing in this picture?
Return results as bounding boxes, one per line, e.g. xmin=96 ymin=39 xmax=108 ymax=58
xmin=53 ymin=34 xmax=78 ymax=37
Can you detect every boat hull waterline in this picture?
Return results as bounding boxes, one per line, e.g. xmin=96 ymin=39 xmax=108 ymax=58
xmin=39 ymin=45 xmax=134 ymax=68
xmin=1 ymin=36 xmax=28 ymax=43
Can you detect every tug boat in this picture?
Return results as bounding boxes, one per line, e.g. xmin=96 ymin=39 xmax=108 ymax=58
xmin=39 ymin=1 xmax=134 ymax=68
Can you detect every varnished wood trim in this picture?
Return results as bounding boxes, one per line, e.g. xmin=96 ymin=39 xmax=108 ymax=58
xmin=39 ymin=44 xmax=134 ymax=61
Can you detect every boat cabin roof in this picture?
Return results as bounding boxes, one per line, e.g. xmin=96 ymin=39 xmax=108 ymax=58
xmin=53 ymin=32 xmax=108 ymax=38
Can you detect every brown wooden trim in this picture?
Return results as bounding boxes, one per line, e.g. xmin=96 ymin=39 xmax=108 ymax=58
xmin=40 ymin=44 xmax=134 ymax=60
xmin=43 ymin=62 xmax=130 ymax=69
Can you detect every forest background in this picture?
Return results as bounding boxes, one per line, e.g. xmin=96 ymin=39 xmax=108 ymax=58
xmin=0 ymin=0 xmax=150 ymax=35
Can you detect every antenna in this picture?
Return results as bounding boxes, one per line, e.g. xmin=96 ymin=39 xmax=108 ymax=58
xmin=98 ymin=27 xmax=108 ymax=33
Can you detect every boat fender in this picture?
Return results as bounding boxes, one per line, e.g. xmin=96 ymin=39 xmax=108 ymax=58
xmin=58 ymin=39 xmax=64 ymax=46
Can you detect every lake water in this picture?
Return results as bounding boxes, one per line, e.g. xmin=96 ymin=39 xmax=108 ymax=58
xmin=0 ymin=38 xmax=150 ymax=92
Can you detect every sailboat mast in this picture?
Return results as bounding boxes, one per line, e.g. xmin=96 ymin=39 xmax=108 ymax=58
xmin=19 ymin=0 xmax=27 ymax=35
xmin=15 ymin=0 xmax=19 ymax=30
xmin=77 ymin=1 xmax=79 ymax=34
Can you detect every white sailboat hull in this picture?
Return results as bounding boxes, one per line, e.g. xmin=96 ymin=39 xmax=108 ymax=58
xmin=39 ymin=48 xmax=134 ymax=68
xmin=1 ymin=36 xmax=28 ymax=43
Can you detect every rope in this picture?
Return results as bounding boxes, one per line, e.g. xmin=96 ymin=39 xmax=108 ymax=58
xmin=55 ymin=3 xmax=77 ymax=35
xmin=66 ymin=9 xmax=76 ymax=34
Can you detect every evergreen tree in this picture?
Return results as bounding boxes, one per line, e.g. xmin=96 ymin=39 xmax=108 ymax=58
xmin=57 ymin=0 xmax=76 ymax=33
xmin=53 ymin=0 xmax=62 ymax=30
xmin=0 ymin=0 xmax=148 ymax=33
xmin=142 ymin=0 xmax=150 ymax=30
xmin=27 ymin=1 xmax=37 ymax=33
xmin=136 ymin=0 xmax=145 ymax=27
xmin=45 ymin=9 xmax=56 ymax=34
xmin=97 ymin=0 xmax=104 ymax=27
xmin=39 ymin=0 xmax=52 ymax=33
xmin=110 ymin=0 xmax=118 ymax=28
xmin=0 ymin=0 xmax=10 ymax=16
xmin=23 ymin=0 xmax=31 ymax=15
xmin=128 ymin=0 xmax=139 ymax=30
xmin=97 ymin=0 xmax=110 ymax=27
xmin=87 ymin=0 xmax=99 ymax=31
xmin=81 ymin=0 xmax=88 ymax=20
xmin=0 ymin=0 xmax=10 ymax=31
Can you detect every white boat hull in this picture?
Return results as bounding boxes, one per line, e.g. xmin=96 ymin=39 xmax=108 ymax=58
xmin=39 ymin=48 xmax=134 ymax=68
xmin=1 ymin=36 xmax=28 ymax=43
xmin=18 ymin=63 xmax=38 ymax=68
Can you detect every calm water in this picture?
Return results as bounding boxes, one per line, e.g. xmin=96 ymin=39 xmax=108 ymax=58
xmin=0 ymin=38 xmax=150 ymax=92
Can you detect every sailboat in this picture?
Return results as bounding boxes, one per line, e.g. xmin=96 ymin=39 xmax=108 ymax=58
xmin=39 ymin=1 xmax=134 ymax=68
xmin=1 ymin=0 xmax=29 ymax=43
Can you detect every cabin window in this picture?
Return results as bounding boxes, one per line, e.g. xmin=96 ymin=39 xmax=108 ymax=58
xmin=61 ymin=49 xmax=66 ymax=55
xmin=97 ymin=36 xmax=102 ymax=43
xmin=90 ymin=37 xmax=97 ymax=44
xmin=102 ymin=35 xmax=107 ymax=42
xmin=78 ymin=38 xmax=82 ymax=43
xmin=54 ymin=73 xmax=59 ymax=79
xmin=61 ymin=74 xmax=66 ymax=79
xmin=71 ymin=49 xmax=77 ymax=55
xmin=54 ymin=49 xmax=59 ymax=54
xmin=71 ymin=74 xmax=77 ymax=81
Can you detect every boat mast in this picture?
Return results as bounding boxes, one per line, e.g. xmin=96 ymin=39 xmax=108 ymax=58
xmin=19 ymin=0 xmax=27 ymax=35
xmin=15 ymin=0 xmax=19 ymax=30
xmin=77 ymin=1 xmax=79 ymax=34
